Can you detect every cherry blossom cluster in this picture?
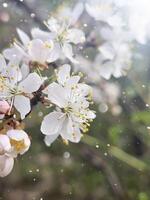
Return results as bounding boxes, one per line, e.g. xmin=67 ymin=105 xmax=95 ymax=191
xmin=1 ymin=0 xmax=149 ymax=177
xmin=0 ymin=7 xmax=95 ymax=177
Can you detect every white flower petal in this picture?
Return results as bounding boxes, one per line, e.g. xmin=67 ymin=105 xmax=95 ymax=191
xmin=17 ymin=28 xmax=30 ymax=46
xmin=21 ymin=63 xmax=30 ymax=79
xmin=99 ymin=62 xmax=114 ymax=80
xmin=67 ymin=29 xmax=85 ymax=44
xmin=61 ymin=117 xmax=82 ymax=143
xmin=44 ymin=134 xmax=59 ymax=146
xmin=70 ymin=2 xmax=84 ymax=25
xmin=19 ymin=72 xmax=42 ymax=93
xmin=0 ymin=155 xmax=14 ymax=177
xmin=86 ymin=110 xmax=96 ymax=119
xmin=6 ymin=62 xmax=22 ymax=84
xmin=41 ymin=111 xmax=65 ymax=135
xmin=14 ymin=95 xmax=31 ymax=119
xmin=0 ymin=54 xmax=6 ymax=72
xmin=47 ymin=43 xmax=61 ymax=63
xmin=43 ymin=82 xmax=69 ymax=108
xmin=62 ymin=43 xmax=78 ymax=63
xmin=85 ymin=0 xmax=114 ymax=21
xmin=99 ymin=43 xmax=115 ymax=60
xmin=3 ymin=46 xmax=23 ymax=63
xmin=76 ymin=83 xmax=92 ymax=97
xmin=57 ymin=64 xmax=71 ymax=85
xmin=47 ymin=17 xmax=60 ymax=32
xmin=66 ymin=76 xmax=80 ymax=86
xmin=31 ymin=28 xmax=51 ymax=41
xmin=0 ymin=134 xmax=11 ymax=152
xmin=28 ymin=39 xmax=53 ymax=64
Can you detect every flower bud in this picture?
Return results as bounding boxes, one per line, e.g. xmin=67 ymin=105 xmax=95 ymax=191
xmin=0 ymin=100 xmax=10 ymax=114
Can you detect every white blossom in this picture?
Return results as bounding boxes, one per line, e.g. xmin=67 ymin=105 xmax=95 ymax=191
xmin=55 ymin=2 xmax=84 ymax=26
xmin=0 ymin=54 xmax=43 ymax=119
xmin=31 ymin=17 xmax=85 ymax=63
xmin=0 ymin=129 xmax=30 ymax=177
xmin=3 ymin=29 xmax=54 ymax=68
xmin=7 ymin=129 xmax=31 ymax=157
xmin=97 ymin=42 xmax=132 ymax=79
xmin=0 ymin=134 xmax=14 ymax=177
xmin=85 ymin=0 xmax=115 ymax=22
xmin=41 ymin=64 xmax=95 ymax=145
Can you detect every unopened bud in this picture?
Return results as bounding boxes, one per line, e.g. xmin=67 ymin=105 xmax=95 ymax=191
xmin=0 ymin=100 xmax=10 ymax=114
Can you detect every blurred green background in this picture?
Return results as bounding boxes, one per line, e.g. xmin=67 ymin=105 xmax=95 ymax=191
xmin=0 ymin=0 xmax=150 ymax=199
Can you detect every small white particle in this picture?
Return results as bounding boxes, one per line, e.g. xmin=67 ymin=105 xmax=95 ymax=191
xmin=38 ymin=112 xmax=43 ymax=117
xmin=30 ymin=13 xmax=35 ymax=18
xmin=63 ymin=151 xmax=70 ymax=159
xmin=3 ymin=3 xmax=8 ymax=8
xmin=36 ymin=168 xmax=40 ymax=172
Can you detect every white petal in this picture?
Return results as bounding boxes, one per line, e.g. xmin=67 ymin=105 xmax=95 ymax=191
xmin=0 ymin=134 xmax=11 ymax=152
xmin=0 ymin=54 xmax=6 ymax=72
xmin=3 ymin=46 xmax=22 ymax=63
xmin=19 ymin=72 xmax=42 ymax=93
xmin=43 ymin=82 xmax=69 ymax=108
xmin=31 ymin=28 xmax=51 ymax=41
xmin=113 ymin=64 xmax=123 ymax=78
xmin=6 ymin=62 xmax=22 ymax=84
xmin=99 ymin=43 xmax=115 ymax=60
xmin=0 ymin=155 xmax=14 ymax=177
xmin=41 ymin=111 xmax=64 ymax=135
xmin=47 ymin=17 xmax=60 ymax=32
xmin=66 ymin=76 xmax=80 ymax=86
xmin=76 ymin=83 xmax=92 ymax=96
xmin=28 ymin=39 xmax=53 ymax=64
xmin=47 ymin=43 xmax=61 ymax=63
xmin=62 ymin=43 xmax=78 ymax=63
xmin=17 ymin=28 xmax=30 ymax=46
xmin=61 ymin=117 xmax=82 ymax=143
xmin=14 ymin=95 xmax=31 ymax=119
xmin=21 ymin=63 xmax=30 ymax=79
xmin=70 ymin=2 xmax=84 ymax=25
xmin=44 ymin=134 xmax=59 ymax=146
xmin=67 ymin=29 xmax=85 ymax=44
xmin=86 ymin=110 xmax=96 ymax=119
xmin=57 ymin=64 xmax=71 ymax=85
xmin=99 ymin=62 xmax=114 ymax=80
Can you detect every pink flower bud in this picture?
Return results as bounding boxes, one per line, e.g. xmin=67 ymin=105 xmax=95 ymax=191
xmin=0 ymin=100 xmax=10 ymax=114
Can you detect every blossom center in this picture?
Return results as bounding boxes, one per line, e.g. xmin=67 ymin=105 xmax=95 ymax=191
xmin=10 ymin=139 xmax=26 ymax=152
